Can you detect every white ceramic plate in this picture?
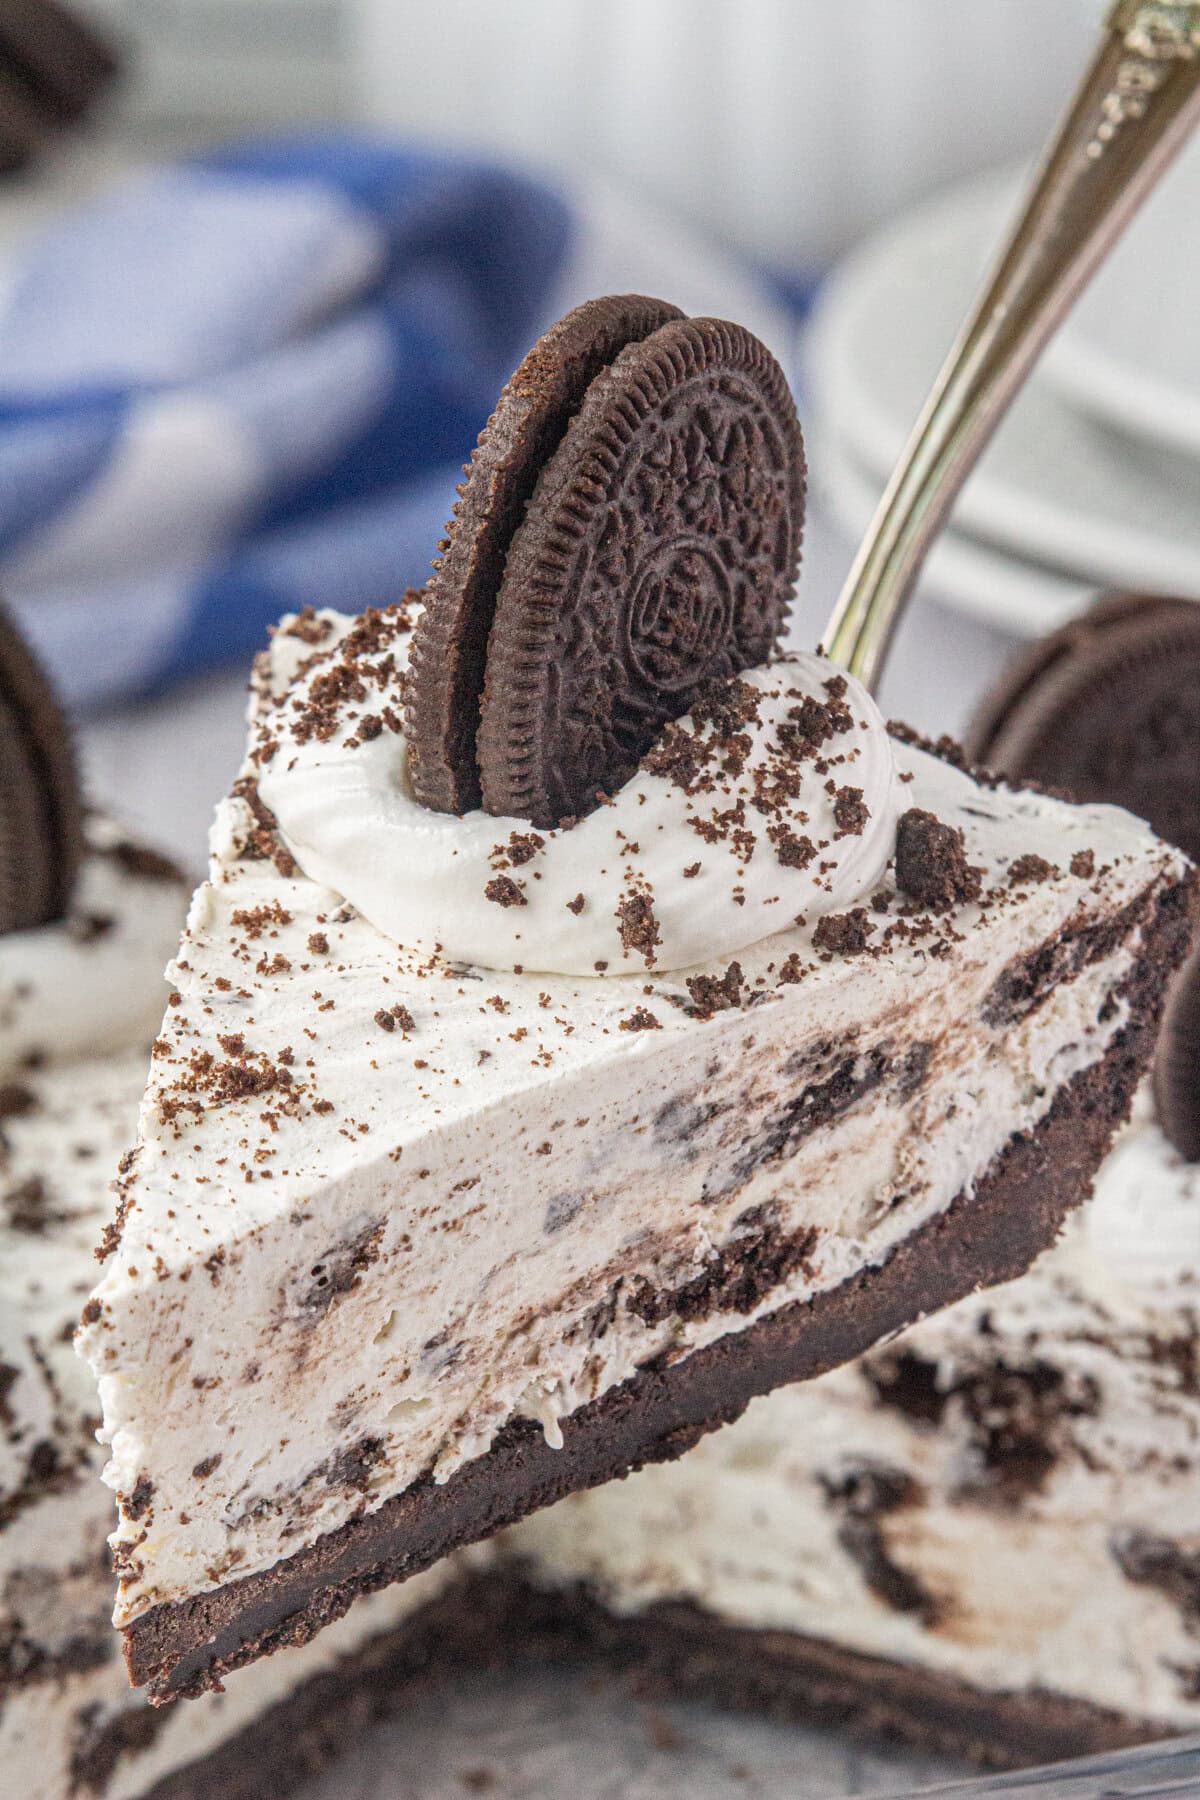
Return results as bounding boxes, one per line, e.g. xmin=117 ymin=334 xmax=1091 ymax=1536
xmin=812 ymin=422 xmax=1098 ymax=641
xmin=805 ymin=169 xmax=1200 ymax=612
xmin=1041 ymin=135 xmax=1200 ymax=463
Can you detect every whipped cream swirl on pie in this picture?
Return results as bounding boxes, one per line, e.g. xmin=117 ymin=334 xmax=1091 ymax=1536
xmin=0 ymin=815 xmax=188 ymax=1069
xmin=255 ymin=611 xmax=899 ymax=977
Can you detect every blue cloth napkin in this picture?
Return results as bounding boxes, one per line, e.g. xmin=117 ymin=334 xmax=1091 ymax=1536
xmin=0 ymin=131 xmax=803 ymax=710
xmin=0 ymin=134 xmax=572 ymax=706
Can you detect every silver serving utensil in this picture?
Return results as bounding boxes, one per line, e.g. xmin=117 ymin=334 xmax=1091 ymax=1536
xmin=835 ymin=21 xmax=1200 ymax=1788
xmin=823 ymin=0 xmax=1200 ymax=691
xmin=880 ymin=1730 xmax=1200 ymax=1799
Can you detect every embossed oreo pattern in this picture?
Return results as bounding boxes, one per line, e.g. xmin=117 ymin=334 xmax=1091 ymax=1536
xmin=478 ymin=317 xmax=805 ymax=827
xmin=406 ymin=296 xmax=686 ymax=815
xmin=967 ymin=595 xmax=1200 ymax=864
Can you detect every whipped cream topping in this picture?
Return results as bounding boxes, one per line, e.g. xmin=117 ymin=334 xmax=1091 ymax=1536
xmin=0 ymin=815 xmax=189 ymax=1072
xmin=255 ymin=610 xmax=899 ymax=977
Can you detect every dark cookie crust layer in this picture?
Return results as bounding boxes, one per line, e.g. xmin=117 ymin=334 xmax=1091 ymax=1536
xmin=123 ymin=867 xmax=1195 ymax=1703
xmin=102 ymin=1570 xmax=1169 ymax=1797
xmin=476 ymin=314 xmax=805 ymax=827
xmin=460 ymin=1572 xmax=1170 ymax=1774
xmin=406 ymin=296 xmax=685 ymax=815
xmin=81 ymin=1589 xmax=456 ymax=1800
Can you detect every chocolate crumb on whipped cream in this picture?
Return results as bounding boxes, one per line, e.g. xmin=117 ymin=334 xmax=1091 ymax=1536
xmin=77 ymin=300 xmax=1196 ymax=1705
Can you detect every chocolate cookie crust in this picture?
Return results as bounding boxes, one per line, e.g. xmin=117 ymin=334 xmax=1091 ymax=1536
xmin=406 ymin=296 xmax=685 ymax=814
xmin=122 ymin=867 xmax=1194 ymax=1703
xmin=477 ymin=315 xmax=805 ymax=827
xmin=107 ymin=1568 xmax=1166 ymax=1797
xmin=461 ymin=1572 xmax=1168 ymax=1774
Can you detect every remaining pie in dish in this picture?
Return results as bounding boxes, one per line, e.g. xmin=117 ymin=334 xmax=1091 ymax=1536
xmin=78 ymin=302 xmax=1196 ymax=1702
xmin=494 ymin=1043 xmax=1200 ymax=1769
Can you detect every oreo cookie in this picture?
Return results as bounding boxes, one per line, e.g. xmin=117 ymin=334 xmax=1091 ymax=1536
xmin=0 ymin=0 xmax=120 ymax=174
xmin=407 ymin=299 xmax=805 ymax=828
xmin=479 ymin=314 xmax=804 ymax=826
xmin=407 ymin=296 xmax=686 ymax=815
xmin=1154 ymin=950 xmax=1200 ymax=1163
xmin=966 ymin=593 xmax=1200 ymax=861
xmin=0 ymin=602 xmax=84 ymax=931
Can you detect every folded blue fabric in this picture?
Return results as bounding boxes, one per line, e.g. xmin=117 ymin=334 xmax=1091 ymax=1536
xmin=0 ymin=134 xmax=572 ymax=705
xmin=0 ymin=131 xmax=804 ymax=710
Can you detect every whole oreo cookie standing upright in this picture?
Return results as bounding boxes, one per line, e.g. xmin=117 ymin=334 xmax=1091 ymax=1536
xmin=477 ymin=315 xmax=806 ymax=828
xmin=966 ymin=593 xmax=1200 ymax=861
xmin=407 ymin=296 xmax=686 ymax=815
xmin=1155 ymin=949 xmax=1200 ymax=1163
xmin=0 ymin=600 xmax=84 ymax=930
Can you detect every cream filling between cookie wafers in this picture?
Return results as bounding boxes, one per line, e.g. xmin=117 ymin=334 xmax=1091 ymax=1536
xmin=504 ymin=1110 xmax=1200 ymax=1732
xmin=79 ymin=608 xmax=1189 ymax=1630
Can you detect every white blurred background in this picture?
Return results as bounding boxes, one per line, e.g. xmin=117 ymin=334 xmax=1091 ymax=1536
xmin=6 ymin=0 xmax=1198 ymax=877
xmin=83 ymin=0 xmax=1096 ymax=271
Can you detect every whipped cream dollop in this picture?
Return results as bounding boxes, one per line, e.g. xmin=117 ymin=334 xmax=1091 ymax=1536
xmin=256 ymin=612 xmax=900 ymax=976
xmin=0 ymin=816 xmax=188 ymax=1071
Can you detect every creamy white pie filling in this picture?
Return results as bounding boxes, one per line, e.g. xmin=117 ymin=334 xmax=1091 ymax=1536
xmin=0 ymin=842 xmax=463 ymax=1800
xmin=506 ymin=1113 xmax=1200 ymax=1731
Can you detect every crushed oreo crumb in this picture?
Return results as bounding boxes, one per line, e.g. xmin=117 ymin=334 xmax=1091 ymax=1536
xmin=813 ymin=908 xmax=874 ymax=956
xmin=1008 ymin=853 xmax=1057 ymax=886
xmin=833 ymin=785 xmax=869 ymax=835
xmin=617 ymin=891 xmax=661 ymax=966
xmin=895 ymin=809 xmax=982 ymax=912
xmin=374 ymin=1005 xmax=416 ymax=1034
xmin=484 ymin=876 xmax=527 ymax=908
xmin=685 ymin=960 xmax=745 ymax=1019
xmin=619 ymin=1007 xmax=662 ymax=1032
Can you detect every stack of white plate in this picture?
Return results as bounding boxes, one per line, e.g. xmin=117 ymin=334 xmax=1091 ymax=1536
xmin=805 ymin=144 xmax=1200 ymax=641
